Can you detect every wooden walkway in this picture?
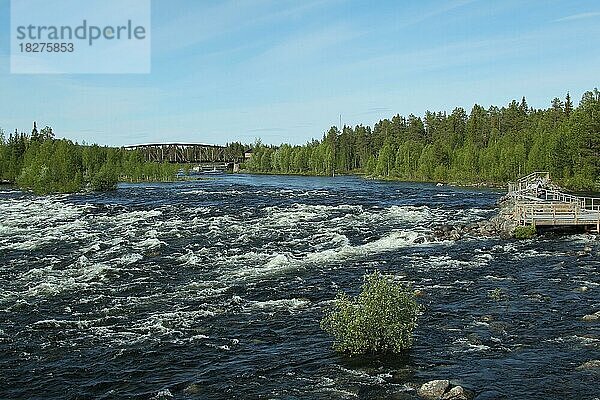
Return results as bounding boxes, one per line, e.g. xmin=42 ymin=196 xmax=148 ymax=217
xmin=509 ymin=172 xmax=600 ymax=231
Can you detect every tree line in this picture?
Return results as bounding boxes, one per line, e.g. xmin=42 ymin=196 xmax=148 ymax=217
xmin=2 ymin=89 xmax=599 ymax=194
xmin=0 ymin=123 xmax=184 ymax=194
xmin=246 ymin=89 xmax=600 ymax=190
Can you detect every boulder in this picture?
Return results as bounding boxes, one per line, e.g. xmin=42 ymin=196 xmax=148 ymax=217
xmin=418 ymin=380 xmax=449 ymax=399
xmin=442 ymin=386 xmax=468 ymax=400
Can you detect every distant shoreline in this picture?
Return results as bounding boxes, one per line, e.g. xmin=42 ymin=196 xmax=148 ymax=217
xmin=237 ymin=170 xmax=508 ymax=191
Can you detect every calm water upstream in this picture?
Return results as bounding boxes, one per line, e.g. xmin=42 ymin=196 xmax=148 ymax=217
xmin=0 ymin=175 xmax=598 ymax=399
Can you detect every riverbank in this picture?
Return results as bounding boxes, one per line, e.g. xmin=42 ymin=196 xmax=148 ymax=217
xmin=240 ymin=169 xmax=509 ymax=190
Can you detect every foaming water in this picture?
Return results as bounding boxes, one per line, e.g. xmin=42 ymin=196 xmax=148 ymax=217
xmin=0 ymin=176 xmax=598 ymax=400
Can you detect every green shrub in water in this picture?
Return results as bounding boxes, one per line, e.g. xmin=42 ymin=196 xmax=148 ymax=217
xmin=488 ymin=288 xmax=503 ymax=301
xmin=514 ymin=225 xmax=536 ymax=239
xmin=320 ymin=271 xmax=420 ymax=355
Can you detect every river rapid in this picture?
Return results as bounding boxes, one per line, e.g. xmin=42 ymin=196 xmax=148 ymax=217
xmin=0 ymin=175 xmax=598 ymax=399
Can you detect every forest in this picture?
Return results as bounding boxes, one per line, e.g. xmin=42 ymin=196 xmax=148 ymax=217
xmin=0 ymin=124 xmax=183 ymax=194
xmin=1 ymin=89 xmax=599 ymax=194
xmin=246 ymin=89 xmax=600 ymax=190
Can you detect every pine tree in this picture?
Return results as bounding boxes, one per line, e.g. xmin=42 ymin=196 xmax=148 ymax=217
xmin=31 ymin=121 xmax=39 ymax=142
xmin=520 ymin=96 xmax=529 ymax=113
xmin=565 ymin=92 xmax=573 ymax=117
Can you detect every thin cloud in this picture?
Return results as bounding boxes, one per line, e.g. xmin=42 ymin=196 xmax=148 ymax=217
xmin=293 ymin=123 xmax=315 ymax=128
xmin=398 ymin=0 xmax=479 ymax=28
xmin=247 ymin=23 xmax=362 ymax=68
xmin=152 ymin=0 xmax=341 ymax=55
xmin=360 ymin=107 xmax=393 ymax=115
xmin=247 ymin=127 xmax=285 ymax=133
xmin=555 ymin=12 xmax=600 ymax=22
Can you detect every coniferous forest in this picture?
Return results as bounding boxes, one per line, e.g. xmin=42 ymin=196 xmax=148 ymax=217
xmin=246 ymin=89 xmax=600 ymax=190
xmin=1 ymin=89 xmax=599 ymax=194
xmin=0 ymin=124 xmax=182 ymax=194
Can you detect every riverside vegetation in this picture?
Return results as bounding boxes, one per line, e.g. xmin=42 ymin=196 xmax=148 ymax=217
xmin=246 ymin=89 xmax=600 ymax=191
xmin=0 ymin=124 xmax=248 ymax=195
xmin=1 ymin=89 xmax=599 ymax=194
xmin=0 ymin=124 xmax=185 ymax=194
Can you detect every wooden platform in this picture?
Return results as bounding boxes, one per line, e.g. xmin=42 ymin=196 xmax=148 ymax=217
xmin=509 ymin=172 xmax=600 ymax=232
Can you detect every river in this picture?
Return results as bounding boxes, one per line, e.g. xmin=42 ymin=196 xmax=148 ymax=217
xmin=0 ymin=175 xmax=598 ymax=399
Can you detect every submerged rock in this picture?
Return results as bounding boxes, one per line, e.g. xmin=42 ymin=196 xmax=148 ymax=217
xmin=418 ymin=380 xmax=449 ymax=399
xmin=391 ymin=367 xmax=417 ymax=383
xmin=183 ymin=383 xmax=202 ymax=395
xmin=577 ymin=360 xmax=600 ymax=370
xmin=574 ymin=286 xmax=589 ymax=293
xmin=582 ymin=311 xmax=600 ymax=322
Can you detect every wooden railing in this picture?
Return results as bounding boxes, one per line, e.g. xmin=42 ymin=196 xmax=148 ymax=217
xmin=508 ymin=173 xmax=600 ymax=211
xmin=582 ymin=197 xmax=600 ymax=211
xmin=515 ymin=201 xmax=600 ymax=227
xmin=518 ymin=171 xmax=550 ymax=184
xmin=509 ymin=172 xmax=600 ymax=230
xmin=508 ymin=172 xmax=551 ymax=193
xmin=542 ymin=190 xmax=600 ymax=211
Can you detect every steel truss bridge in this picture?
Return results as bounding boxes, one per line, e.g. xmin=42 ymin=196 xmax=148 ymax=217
xmin=124 ymin=143 xmax=235 ymax=164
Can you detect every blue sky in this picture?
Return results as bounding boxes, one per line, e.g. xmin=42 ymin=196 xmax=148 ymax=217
xmin=0 ymin=0 xmax=599 ymax=146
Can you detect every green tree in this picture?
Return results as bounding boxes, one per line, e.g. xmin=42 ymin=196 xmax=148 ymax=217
xmin=31 ymin=122 xmax=39 ymax=142
xmin=376 ymin=140 xmax=396 ymax=177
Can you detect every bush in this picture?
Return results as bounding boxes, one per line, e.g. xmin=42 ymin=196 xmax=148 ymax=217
xmin=320 ymin=271 xmax=420 ymax=355
xmin=90 ymin=164 xmax=118 ymax=191
xmin=513 ymin=225 xmax=536 ymax=239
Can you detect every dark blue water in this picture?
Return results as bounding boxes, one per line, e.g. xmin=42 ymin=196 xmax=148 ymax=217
xmin=0 ymin=175 xmax=598 ymax=399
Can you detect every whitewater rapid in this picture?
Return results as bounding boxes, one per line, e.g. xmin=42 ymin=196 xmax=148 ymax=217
xmin=1 ymin=175 xmax=598 ymax=399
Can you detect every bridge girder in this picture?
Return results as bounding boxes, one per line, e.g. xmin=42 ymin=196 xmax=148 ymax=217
xmin=123 ymin=143 xmax=238 ymax=163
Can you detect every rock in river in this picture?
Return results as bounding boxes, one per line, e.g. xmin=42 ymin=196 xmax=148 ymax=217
xmin=418 ymin=380 xmax=449 ymax=399
xmin=582 ymin=311 xmax=600 ymax=321
xmin=577 ymin=360 xmax=600 ymax=370
xmin=442 ymin=386 xmax=469 ymax=400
